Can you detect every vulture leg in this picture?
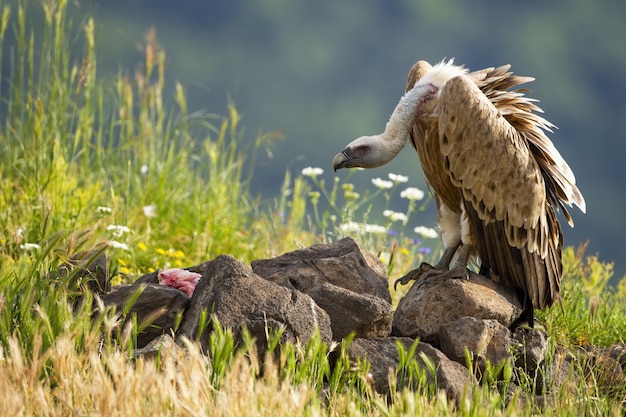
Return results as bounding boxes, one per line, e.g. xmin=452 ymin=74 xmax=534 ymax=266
xmin=433 ymin=242 xmax=461 ymax=270
xmin=444 ymin=243 xmax=473 ymax=279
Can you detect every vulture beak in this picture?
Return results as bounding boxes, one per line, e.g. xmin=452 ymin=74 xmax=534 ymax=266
xmin=333 ymin=147 xmax=352 ymax=171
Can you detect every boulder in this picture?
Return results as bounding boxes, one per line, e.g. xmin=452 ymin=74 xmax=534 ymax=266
xmin=306 ymin=282 xmax=392 ymax=339
xmin=581 ymin=346 xmax=626 ymax=395
xmin=535 ymin=347 xmax=578 ymax=396
xmin=101 ymin=283 xmax=189 ymax=348
xmin=251 ymin=237 xmax=391 ymax=302
xmin=345 ymin=337 xmax=474 ymax=404
xmin=607 ymin=344 xmax=626 ymax=369
xmin=176 ymin=255 xmax=333 ymax=356
xmin=133 ymin=334 xmax=185 ymax=361
xmin=392 ymin=272 xmax=522 ymax=344
xmin=251 ymin=237 xmax=393 ymax=339
xmin=511 ymin=327 xmax=549 ymax=373
xmin=439 ymin=317 xmax=512 ymax=374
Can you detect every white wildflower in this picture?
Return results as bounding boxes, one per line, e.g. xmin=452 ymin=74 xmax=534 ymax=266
xmin=340 ymin=222 xmax=361 ymax=233
xmin=96 ymin=206 xmax=112 ymax=215
xmin=383 ymin=210 xmax=408 ymax=223
xmin=106 ymin=224 xmax=131 ymax=238
xmin=143 ymin=205 xmax=157 ymax=218
xmin=401 ymin=187 xmax=425 ymax=201
xmin=414 ymin=226 xmax=439 ymax=239
xmin=20 ymin=243 xmax=40 ymax=251
xmin=388 ymin=173 xmax=409 ymax=183
xmin=364 ymin=223 xmax=387 ymax=234
xmin=108 ymin=240 xmax=129 ymax=250
xmin=301 ymin=167 xmax=324 ymax=177
xmin=340 ymin=222 xmax=387 ymax=234
xmin=140 ymin=164 xmax=149 ymax=175
xmin=371 ymin=177 xmax=393 ymax=189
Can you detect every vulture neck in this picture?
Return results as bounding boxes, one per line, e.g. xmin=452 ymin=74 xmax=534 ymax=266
xmin=374 ymin=61 xmax=466 ymax=164
xmin=374 ymin=83 xmax=439 ymax=164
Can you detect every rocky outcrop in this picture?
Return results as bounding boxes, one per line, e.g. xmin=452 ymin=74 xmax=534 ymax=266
xmin=439 ymin=316 xmax=512 ymax=373
xmin=176 ymin=254 xmax=333 ymax=357
xmin=345 ymin=337 xmax=473 ymax=403
xmin=392 ymin=271 xmax=522 ymax=344
xmin=49 ymin=250 xmax=110 ymax=300
xmin=100 ymin=283 xmax=189 ymax=348
xmin=252 ymin=238 xmax=393 ymax=340
xmin=57 ymin=238 xmax=626 ymax=405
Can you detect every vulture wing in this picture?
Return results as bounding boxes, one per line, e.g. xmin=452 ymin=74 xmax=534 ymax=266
xmin=437 ymin=75 xmax=563 ymax=308
xmin=406 ymin=61 xmax=463 ymax=214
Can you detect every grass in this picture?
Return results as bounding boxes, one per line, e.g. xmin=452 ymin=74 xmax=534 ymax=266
xmin=0 ymin=1 xmax=625 ymax=415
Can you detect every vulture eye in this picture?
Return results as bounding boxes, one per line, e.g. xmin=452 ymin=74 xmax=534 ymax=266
xmin=356 ymin=146 xmax=369 ymax=157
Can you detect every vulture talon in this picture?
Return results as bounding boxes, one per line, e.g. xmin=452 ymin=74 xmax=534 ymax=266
xmin=393 ymin=262 xmax=435 ymax=291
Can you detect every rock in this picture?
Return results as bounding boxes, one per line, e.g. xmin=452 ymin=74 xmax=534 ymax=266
xmin=606 ymin=344 xmax=626 ymax=370
xmin=50 ymin=250 xmax=110 ymax=295
xmin=133 ymin=334 xmax=184 ymax=361
xmin=134 ymin=270 xmax=159 ymax=285
xmin=536 ymin=347 xmax=577 ymax=395
xmin=392 ymin=272 xmax=522 ymax=344
xmin=582 ymin=346 xmax=626 ymax=395
xmin=439 ymin=317 xmax=512 ymax=376
xmin=538 ymin=346 xmax=624 ymax=398
xmin=176 ymin=255 xmax=332 ymax=356
xmin=251 ymin=237 xmax=393 ymax=339
xmin=305 ymin=282 xmax=392 ymax=339
xmin=251 ymin=237 xmax=391 ymax=302
xmin=511 ymin=327 xmax=548 ymax=373
xmin=345 ymin=337 xmax=474 ymax=404
xmin=101 ymin=283 xmax=189 ymax=348
xmin=588 ymin=354 xmax=624 ymax=394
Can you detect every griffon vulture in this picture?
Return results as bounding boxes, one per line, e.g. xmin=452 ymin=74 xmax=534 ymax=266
xmin=333 ymin=59 xmax=585 ymax=322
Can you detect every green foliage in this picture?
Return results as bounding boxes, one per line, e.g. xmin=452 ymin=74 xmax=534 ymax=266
xmin=539 ymin=246 xmax=626 ymax=348
xmin=392 ymin=339 xmax=437 ymax=397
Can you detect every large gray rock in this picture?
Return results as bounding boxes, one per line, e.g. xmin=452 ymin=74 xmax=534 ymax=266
xmin=439 ymin=316 xmax=512 ymax=374
xmin=101 ymin=283 xmax=189 ymax=348
xmin=606 ymin=344 xmax=626 ymax=370
xmin=133 ymin=334 xmax=184 ymax=361
xmin=346 ymin=337 xmax=474 ymax=404
xmin=392 ymin=272 xmax=522 ymax=344
xmin=581 ymin=346 xmax=626 ymax=396
xmin=306 ymin=282 xmax=392 ymax=339
xmin=176 ymin=255 xmax=332 ymax=356
xmin=252 ymin=237 xmax=393 ymax=340
xmin=251 ymin=237 xmax=391 ymax=302
xmin=511 ymin=327 xmax=549 ymax=373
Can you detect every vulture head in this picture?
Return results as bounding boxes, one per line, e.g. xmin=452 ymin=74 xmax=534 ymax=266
xmin=333 ymin=135 xmax=394 ymax=170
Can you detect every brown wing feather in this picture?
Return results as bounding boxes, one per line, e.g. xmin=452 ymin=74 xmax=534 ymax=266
xmin=472 ymin=66 xmax=586 ymax=226
xmin=406 ymin=61 xmax=463 ymax=214
xmin=437 ymin=75 xmax=562 ymax=308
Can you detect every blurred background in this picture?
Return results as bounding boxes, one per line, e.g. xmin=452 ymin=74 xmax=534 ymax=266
xmin=12 ymin=0 xmax=626 ymax=281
